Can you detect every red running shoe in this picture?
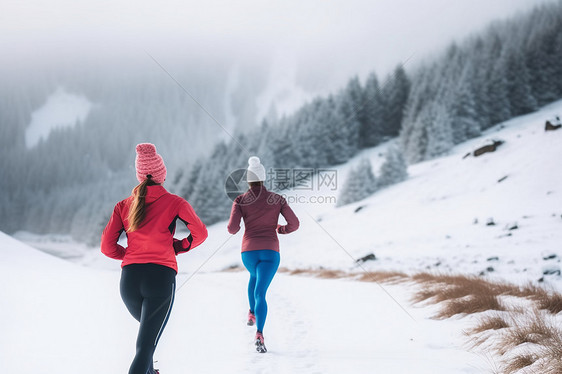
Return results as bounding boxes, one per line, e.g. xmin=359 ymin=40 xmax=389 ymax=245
xmin=247 ymin=310 xmax=256 ymax=326
xmin=255 ymin=331 xmax=267 ymax=353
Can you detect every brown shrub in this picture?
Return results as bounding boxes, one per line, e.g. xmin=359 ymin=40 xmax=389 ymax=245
xmin=502 ymin=354 xmax=537 ymax=373
xmin=534 ymin=291 xmax=562 ymax=315
xmin=411 ymin=272 xmax=439 ymax=284
xmin=316 ymin=269 xmax=348 ymax=279
xmin=356 ymin=271 xmax=407 ymax=284
xmin=539 ymin=328 xmax=562 ymax=374
xmin=467 ymin=314 xmax=509 ymax=335
xmin=436 ymin=294 xmax=505 ymax=319
xmin=496 ymin=312 xmax=555 ymax=356
xmin=288 ymin=268 xmax=315 ymax=276
xmin=410 ymin=273 xmax=511 ymax=317
xmin=500 ymin=283 xmax=562 ymax=314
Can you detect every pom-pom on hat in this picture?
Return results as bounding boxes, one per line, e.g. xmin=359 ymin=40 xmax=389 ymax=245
xmin=247 ymin=156 xmax=266 ymax=182
xmin=135 ymin=143 xmax=167 ymax=184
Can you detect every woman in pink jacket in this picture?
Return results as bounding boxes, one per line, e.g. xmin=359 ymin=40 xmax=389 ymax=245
xmin=101 ymin=143 xmax=208 ymax=374
xmin=227 ymin=156 xmax=300 ymax=353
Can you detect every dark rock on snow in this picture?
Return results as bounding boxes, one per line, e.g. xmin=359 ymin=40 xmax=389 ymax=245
xmin=497 ymin=175 xmax=508 ymax=183
xmin=356 ymin=253 xmax=376 ymax=263
xmin=354 ymin=205 xmax=365 ymax=213
xmin=545 ymin=120 xmax=561 ymax=131
xmin=473 ymin=139 xmax=504 ymax=157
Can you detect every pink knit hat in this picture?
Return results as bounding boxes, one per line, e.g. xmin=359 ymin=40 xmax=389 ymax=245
xmin=135 ymin=143 xmax=167 ymax=184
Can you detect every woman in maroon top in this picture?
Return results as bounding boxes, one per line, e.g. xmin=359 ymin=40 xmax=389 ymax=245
xmin=101 ymin=143 xmax=208 ymax=374
xmin=227 ymin=156 xmax=299 ymax=353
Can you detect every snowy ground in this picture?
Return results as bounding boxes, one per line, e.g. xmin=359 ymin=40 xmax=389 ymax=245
xmin=0 ymin=232 xmax=489 ymax=374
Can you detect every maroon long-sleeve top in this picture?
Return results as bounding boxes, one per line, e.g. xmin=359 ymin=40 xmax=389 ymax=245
xmin=227 ymin=185 xmax=299 ymax=252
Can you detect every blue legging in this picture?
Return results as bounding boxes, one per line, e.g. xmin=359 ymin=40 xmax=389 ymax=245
xmin=241 ymin=250 xmax=280 ymax=333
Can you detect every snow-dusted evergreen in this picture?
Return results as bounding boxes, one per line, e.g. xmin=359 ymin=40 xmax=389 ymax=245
xmin=336 ymin=158 xmax=377 ymax=207
xmin=378 ymin=145 xmax=408 ymax=188
xmin=361 ymin=73 xmax=386 ymax=147
xmin=400 ymin=2 xmax=562 ymax=163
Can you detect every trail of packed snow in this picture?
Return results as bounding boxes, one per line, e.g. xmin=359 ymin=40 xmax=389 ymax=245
xmin=0 ymin=232 xmax=488 ymax=373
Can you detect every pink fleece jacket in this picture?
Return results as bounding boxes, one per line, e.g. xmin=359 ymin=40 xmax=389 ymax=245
xmin=101 ymin=185 xmax=208 ymax=273
xmin=227 ymin=185 xmax=299 ymax=252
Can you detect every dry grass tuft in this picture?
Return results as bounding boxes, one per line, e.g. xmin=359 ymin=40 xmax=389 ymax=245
xmin=262 ymin=266 xmax=562 ymax=374
xmin=274 ymin=267 xmax=408 ymax=283
xmin=466 ymin=314 xmax=510 ymax=335
xmin=533 ymin=290 xmax=562 ymax=315
xmin=315 ymin=269 xmax=349 ymax=279
xmin=355 ymin=271 xmax=407 ymax=284
xmin=502 ymin=354 xmax=537 ymax=373
xmin=288 ymin=268 xmax=316 ymax=276
xmin=361 ymin=270 xmax=560 ymax=373
xmin=436 ymin=294 xmax=505 ymax=319
xmin=467 ymin=310 xmax=562 ymax=373
xmin=539 ymin=328 xmax=562 ymax=374
xmin=410 ymin=273 xmax=508 ymax=317
xmin=406 ymin=272 xmax=562 ymax=374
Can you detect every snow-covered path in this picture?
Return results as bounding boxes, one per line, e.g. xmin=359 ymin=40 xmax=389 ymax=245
xmin=0 ymin=232 xmax=488 ymax=373
xmin=162 ymin=272 xmax=486 ymax=374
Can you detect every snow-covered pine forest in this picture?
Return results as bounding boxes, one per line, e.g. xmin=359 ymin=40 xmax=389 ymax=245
xmin=1 ymin=2 xmax=561 ymax=244
xmin=178 ymin=2 xmax=562 ymax=224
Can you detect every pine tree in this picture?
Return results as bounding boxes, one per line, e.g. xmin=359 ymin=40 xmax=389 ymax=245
xmin=327 ymin=92 xmax=357 ymax=164
xmin=525 ymin=24 xmax=559 ymax=106
xmin=554 ymin=32 xmax=562 ymax=98
xmin=337 ymin=158 xmax=377 ymax=207
xmin=256 ymin=119 xmax=277 ymax=171
xmin=382 ymin=65 xmax=411 ymax=137
xmin=447 ymin=71 xmax=481 ymax=144
xmin=334 ymin=78 xmax=363 ymax=159
xmin=361 ymin=72 xmax=385 ymax=147
xmin=487 ymin=56 xmax=512 ymax=126
xmin=378 ymin=145 xmax=408 ymax=188
xmin=468 ymin=36 xmax=493 ymax=130
xmin=179 ymin=161 xmax=203 ymax=200
xmin=305 ymin=98 xmax=334 ymax=168
xmin=504 ymin=47 xmax=537 ymax=116
xmin=399 ymin=64 xmax=439 ymax=163
xmin=421 ymin=101 xmax=454 ymax=160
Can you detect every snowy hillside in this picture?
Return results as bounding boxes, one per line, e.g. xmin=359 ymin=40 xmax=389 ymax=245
xmin=276 ymin=98 xmax=562 ymax=285
xmin=183 ymin=99 xmax=561 ymax=287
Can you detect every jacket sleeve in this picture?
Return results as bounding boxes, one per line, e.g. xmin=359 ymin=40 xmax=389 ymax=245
xmin=278 ymin=199 xmax=299 ymax=234
xmin=175 ymin=199 xmax=208 ymax=254
xmin=100 ymin=203 xmax=126 ymax=260
xmin=227 ymin=197 xmax=242 ymax=234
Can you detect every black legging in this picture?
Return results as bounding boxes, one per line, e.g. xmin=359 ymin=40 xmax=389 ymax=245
xmin=120 ymin=263 xmax=176 ymax=374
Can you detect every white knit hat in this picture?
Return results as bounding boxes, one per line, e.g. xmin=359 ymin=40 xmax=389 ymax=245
xmin=247 ymin=156 xmax=266 ymax=182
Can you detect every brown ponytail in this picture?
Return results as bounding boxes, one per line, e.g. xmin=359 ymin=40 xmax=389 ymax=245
xmin=127 ymin=177 xmax=157 ymax=232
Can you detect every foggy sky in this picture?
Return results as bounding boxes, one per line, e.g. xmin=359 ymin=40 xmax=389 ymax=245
xmin=1 ymin=0 xmax=555 ymax=108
